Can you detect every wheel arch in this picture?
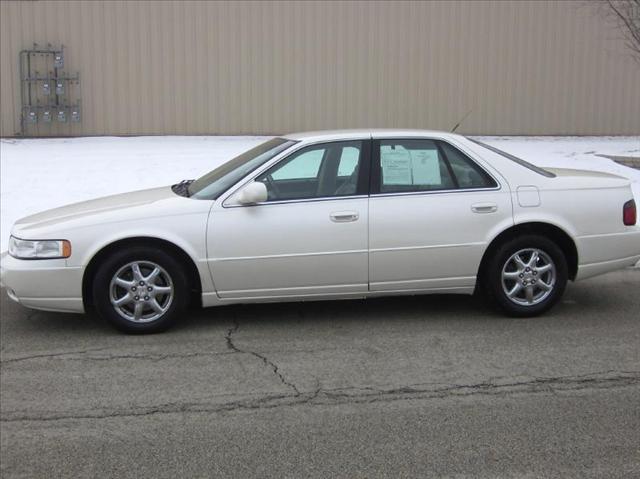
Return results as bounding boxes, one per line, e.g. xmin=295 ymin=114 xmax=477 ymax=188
xmin=477 ymin=222 xmax=579 ymax=286
xmin=82 ymin=236 xmax=203 ymax=311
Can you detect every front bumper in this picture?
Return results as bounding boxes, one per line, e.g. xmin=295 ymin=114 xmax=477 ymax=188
xmin=0 ymin=252 xmax=85 ymax=313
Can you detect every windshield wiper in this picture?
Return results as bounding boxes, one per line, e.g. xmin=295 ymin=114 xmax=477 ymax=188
xmin=171 ymin=179 xmax=195 ymax=197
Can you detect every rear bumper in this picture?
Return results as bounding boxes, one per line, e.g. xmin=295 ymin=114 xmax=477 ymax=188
xmin=575 ymin=229 xmax=640 ymax=281
xmin=0 ymin=252 xmax=85 ymax=313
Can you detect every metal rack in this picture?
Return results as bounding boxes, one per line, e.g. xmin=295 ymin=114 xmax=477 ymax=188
xmin=20 ymin=43 xmax=81 ymax=135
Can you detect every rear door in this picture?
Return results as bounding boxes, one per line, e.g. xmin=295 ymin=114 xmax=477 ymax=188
xmin=368 ymin=137 xmax=512 ymax=292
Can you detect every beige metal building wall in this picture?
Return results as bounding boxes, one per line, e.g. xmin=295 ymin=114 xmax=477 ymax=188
xmin=1 ymin=0 xmax=639 ymax=137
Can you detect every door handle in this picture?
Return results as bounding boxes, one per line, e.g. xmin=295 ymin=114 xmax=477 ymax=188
xmin=330 ymin=211 xmax=359 ymax=223
xmin=471 ymin=203 xmax=498 ymax=214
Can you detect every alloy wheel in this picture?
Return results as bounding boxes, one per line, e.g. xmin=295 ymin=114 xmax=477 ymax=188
xmin=109 ymin=261 xmax=174 ymax=323
xmin=501 ymin=248 xmax=557 ymax=306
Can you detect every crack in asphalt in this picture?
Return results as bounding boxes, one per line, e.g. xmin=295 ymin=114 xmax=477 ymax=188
xmin=0 ymin=347 xmax=113 ymax=364
xmin=0 ymin=346 xmax=340 ymax=365
xmin=0 ymin=349 xmax=235 ymax=365
xmin=318 ymin=370 xmax=640 ymax=399
xmin=225 ymin=319 xmax=301 ymax=396
xmin=2 ymin=370 xmax=637 ymax=423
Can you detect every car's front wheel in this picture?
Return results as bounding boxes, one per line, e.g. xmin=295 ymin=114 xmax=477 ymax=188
xmin=484 ymin=235 xmax=568 ymax=317
xmin=92 ymin=246 xmax=189 ymax=333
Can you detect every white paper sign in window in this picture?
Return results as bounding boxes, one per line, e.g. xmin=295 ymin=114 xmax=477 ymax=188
xmin=381 ymin=146 xmax=412 ymax=185
xmin=409 ymin=149 xmax=441 ymax=185
xmin=381 ymin=145 xmax=442 ymax=186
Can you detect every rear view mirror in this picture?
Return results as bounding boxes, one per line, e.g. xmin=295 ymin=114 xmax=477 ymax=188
xmin=236 ymin=181 xmax=268 ymax=205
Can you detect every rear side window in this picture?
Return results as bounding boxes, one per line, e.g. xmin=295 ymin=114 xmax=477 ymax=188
xmin=378 ymin=139 xmax=455 ymax=193
xmin=374 ymin=139 xmax=497 ymax=194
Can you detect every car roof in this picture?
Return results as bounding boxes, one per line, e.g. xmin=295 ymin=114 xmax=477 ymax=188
xmin=282 ymin=129 xmax=461 ymax=143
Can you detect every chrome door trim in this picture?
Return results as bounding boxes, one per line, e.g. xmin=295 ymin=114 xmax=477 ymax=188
xmin=223 ymin=194 xmax=369 ymax=209
xmin=370 ymin=185 xmax=501 ymax=199
xmin=210 ymin=248 xmax=368 ymax=262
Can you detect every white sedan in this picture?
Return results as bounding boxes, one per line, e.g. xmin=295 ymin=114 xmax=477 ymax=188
xmin=2 ymin=130 xmax=639 ymax=333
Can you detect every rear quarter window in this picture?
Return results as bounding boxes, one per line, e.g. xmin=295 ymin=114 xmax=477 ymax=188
xmin=439 ymin=141 xmax=497 ymax=188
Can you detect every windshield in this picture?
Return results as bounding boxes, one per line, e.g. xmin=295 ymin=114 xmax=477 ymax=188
xmin=467 ymin=138 xmax=556 ymax=178
xmin=188 ymin=138 xmax=297 ymax=199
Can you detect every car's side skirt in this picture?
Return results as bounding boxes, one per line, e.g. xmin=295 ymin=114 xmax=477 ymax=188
xmin=201 ymin=285 xmax=475 ymax=307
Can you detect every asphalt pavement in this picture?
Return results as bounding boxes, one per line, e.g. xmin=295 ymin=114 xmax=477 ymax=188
xmin=1 ymin=269 xmax=639 ymax=478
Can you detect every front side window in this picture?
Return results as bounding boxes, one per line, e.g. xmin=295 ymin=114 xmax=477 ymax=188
xmin=188 ymin=138 xmax=296 ymax=199
xmin=271 ymin=149 xmax=324 ymax=180
xmin=337 ymin=147 xmax=360 ymax=177
xmin=256 ymin=141 xmax=364 ymax=201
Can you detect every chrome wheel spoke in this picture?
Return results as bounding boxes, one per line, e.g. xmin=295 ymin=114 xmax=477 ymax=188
xmin=149 ymin=299 xmax=165 ymax=314
xmin=154 ymin=286 xmax=172 ymax=295
xmin=507 ymin=283 xmax=522 ymax=298
xmin=525 ymin=285 xmax=534 ymax=304
xmin=133 ymin=302 xmax=144 ymax=321
xmin=503 ymin=270 xmax=521 ymax=279
xmin=131 ymin=263 xmax=144 ymax=282
xmin=145 ymin=267 xmax=161 ymax=283
xmin=112 ymin=293 xmax=133 ymax=307
xmin=114 ymin=277 xmax=135 ymax=289
xmin=537 ymin=264 xmax=553 ymax=274
xmin=513 ymin=254 xmax=527 ymax=270
xmin=527 ymin=251 xmax=539 ymax=268
xmin=538 ymin=280 xmax=553 ymax=291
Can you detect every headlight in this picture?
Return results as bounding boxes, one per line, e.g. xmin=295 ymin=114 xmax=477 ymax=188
xmin=8 ymin=236 xmax=71 ymax=259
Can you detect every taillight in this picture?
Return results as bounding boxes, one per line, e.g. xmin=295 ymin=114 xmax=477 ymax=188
xmin=623 ymin=199 xmax=636 ymax=226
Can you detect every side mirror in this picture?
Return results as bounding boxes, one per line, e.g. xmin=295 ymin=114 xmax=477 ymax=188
xmin=236 ymin=181 xmax=268 ymax=205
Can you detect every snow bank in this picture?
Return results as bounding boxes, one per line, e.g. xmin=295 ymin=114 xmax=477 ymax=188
xmin=1 ymin=135 xmax=639 ymax=252
xmin=476 ymin=135 xmax=640 ymax=210
xmin=0 ymin=136 xmax=267 ymax=251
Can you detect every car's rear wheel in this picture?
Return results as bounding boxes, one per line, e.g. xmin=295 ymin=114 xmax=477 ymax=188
xmin=484 ymin=235 xmax=568 ymax=317
xmin=92 ymin=247 xmax=189 ymax=333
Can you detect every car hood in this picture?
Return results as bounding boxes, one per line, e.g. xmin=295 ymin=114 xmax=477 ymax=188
xmin=13 ymin=186 xmax=177 ymax=233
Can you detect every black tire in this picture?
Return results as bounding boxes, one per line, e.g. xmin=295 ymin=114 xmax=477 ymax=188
xmin=92 ymin=246 xmax=190 ymax=333
xmin=482 ymin=234 xmax=568 ymax=317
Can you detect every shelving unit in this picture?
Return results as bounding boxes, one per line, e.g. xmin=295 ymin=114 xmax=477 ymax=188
xmin=19 ymin=43 xmax=81 ymax=136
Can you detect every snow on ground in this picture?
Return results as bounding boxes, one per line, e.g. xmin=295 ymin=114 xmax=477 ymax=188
xmin=476 ymin=136 xmax=640 ymax=181
xmin=1 ymin=135 xmax=639 ymax=252
xmin=477 ymin=135 xmax=640 ymax=207
xmin=0 ymin=136 xmax=267 ymax=252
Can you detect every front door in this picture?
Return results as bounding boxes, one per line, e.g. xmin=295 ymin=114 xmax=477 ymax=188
xmin=207 ymin=139 xmax=371 ymax=300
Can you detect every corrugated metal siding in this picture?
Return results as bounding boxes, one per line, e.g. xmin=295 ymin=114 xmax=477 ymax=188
xmin=1 ymin=0 xmax=639 ymax=137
